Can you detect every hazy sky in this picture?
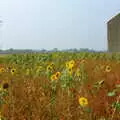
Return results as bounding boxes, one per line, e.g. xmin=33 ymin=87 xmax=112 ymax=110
xmin=0 ymin=0 xmax=120 ymax=50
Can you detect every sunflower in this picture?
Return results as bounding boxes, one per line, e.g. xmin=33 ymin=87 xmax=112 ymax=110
xmin=51 ymin=74 xmax=58 ymax=82
xmin=68 ymin=68 xmax=73 ymax=75
xmin=0 ymin=67 xmax=5 ymax=73
xmin=69 ymin=60 xmax=75 ymax=68
xmin=66 ymin=60 xmax=75 ymax=69
xmin=69 ymin=60 xmax=75 ymax=65
xmin=11 ymin=68 xmax=16 ymax=75
xmin=78 ymin=97 xmax=88 ymax=107
xmin=66 ymin=62 xmax=70 ymax=68
xmin=51 ymin=72 xmax=61 ymax=82
xmin=55 ymin=72 xmax=61 ymax=78
xmin=47 ymin=63 xmax=55 ymax=72
xmin=47 ymin=65 xmax=52 ymax=72
xmin=50 ymin=63 xmax=55 ymax=67
xmin=105 ymin=65 xmax=111 ymax=73
xmin=2 ymin=82 xmax=9 ymax=89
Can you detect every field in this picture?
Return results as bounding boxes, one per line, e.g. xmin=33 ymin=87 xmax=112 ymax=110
xmin=0 ymin=52 xmax=120 ymax=120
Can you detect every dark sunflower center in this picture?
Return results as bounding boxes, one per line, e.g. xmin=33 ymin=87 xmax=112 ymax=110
xmin=3 ymin=83 xmax=9 ymax=89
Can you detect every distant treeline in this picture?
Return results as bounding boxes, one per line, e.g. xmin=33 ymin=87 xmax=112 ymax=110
xmin=0 ymin=48 xmax=105 ymax=54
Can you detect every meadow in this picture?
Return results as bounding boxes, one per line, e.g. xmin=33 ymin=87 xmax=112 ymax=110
xmin=0 ymin=52 xmax=120 ymax=120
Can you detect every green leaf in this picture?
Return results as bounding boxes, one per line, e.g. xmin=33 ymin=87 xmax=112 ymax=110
xmin=112 ymin=102 xmax=120 ymax=111
xmin=107 ymin=91 xmax=116 ymax=97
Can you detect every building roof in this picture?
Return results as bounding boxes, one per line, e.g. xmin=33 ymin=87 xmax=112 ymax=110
xmin=107 ymin=13 xmax=120 ymax=24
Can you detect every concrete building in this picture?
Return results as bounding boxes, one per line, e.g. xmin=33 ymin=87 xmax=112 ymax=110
xmin=107 ymin=13 xmax=120 ymax=52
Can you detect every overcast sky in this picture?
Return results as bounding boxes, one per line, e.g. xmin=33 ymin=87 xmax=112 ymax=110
xmin=0 ymin=0 xmax=120 ymax=50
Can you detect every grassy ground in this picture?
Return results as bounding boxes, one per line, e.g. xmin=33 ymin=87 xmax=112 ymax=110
xmin=0 ymin=52 xmax=120 ymax=120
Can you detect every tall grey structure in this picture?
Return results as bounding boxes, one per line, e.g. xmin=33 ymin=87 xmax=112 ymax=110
xmin=107 ymin=13 xmax=120 ymax=52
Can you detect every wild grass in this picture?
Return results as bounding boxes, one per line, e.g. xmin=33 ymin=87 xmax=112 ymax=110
xmin=0 ymin=52 xmax=120 ymax=120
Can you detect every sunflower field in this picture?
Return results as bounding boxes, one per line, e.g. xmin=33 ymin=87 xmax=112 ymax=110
xmin=0 ymin=52 xmax=120 ymax=120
